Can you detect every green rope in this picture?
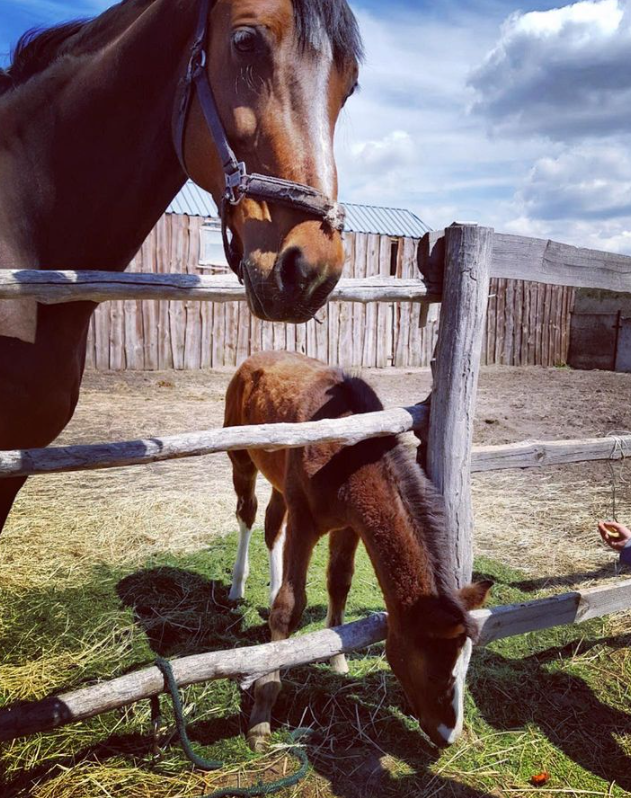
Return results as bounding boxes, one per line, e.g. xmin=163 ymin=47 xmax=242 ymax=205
xmin=154 ymin=657 xmax=313 ymax=798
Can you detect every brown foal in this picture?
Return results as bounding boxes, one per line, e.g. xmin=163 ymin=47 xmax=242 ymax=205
xmin=224 ymin=351 xmax=491 ymax=750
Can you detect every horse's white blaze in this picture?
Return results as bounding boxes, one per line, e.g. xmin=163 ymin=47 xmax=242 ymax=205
xmin=307 ymin=35 xmax=335 ymax=198
xmin=269 ymin=525 xmax=286 ymax=604
xmin=229 ymin=519 xmax=253 ymax=601
xmin=438 ymin=638 xmax=473 ymax=745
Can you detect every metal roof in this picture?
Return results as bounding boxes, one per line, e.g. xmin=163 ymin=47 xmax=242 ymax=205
xmin=166 ymin=181 xmax=218 ymax=217
xmin=166 ymin=181 xmax=431 ymax=238
xmin=342 ymin=203 xmax=430 ymax=238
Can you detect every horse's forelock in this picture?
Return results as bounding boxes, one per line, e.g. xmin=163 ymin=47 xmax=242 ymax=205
xmin=292 ymin=0 xmax=364 ymax=65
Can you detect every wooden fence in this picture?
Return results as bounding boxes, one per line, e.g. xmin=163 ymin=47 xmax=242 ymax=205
xmin=1 ymin=223 xmax=630 ymax=743
xmin=83 ymin=214 xmax=574 ymax=371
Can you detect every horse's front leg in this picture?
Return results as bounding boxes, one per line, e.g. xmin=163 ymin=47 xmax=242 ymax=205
xmin=326 ymin=527 xmax=359 ymax=674
xmin=247 ymin=518 xmax=318 ymax=752
xmin=0 ymin=476 xmax=27 ymax=536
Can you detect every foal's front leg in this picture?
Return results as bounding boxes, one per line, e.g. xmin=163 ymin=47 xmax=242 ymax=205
xmin=247 ymin=519 xmax=318 ymax=752
xmin=326 ymin=527 xmax=359 ymax=674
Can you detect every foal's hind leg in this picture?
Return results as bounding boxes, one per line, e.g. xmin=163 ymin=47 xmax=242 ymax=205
xmin=248 ymin=516 xmax=318 ymax=752
xmin=228 ymin=451 xmax=258 ymax=601
xmin=265 ymin=489 xmax=286 ymax=604
xmin=327 ymin=527 xmax=360 ymax=675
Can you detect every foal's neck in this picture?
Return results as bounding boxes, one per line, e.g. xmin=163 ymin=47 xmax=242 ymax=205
xmin=347 ymin=452 xmax=443 ymax=624
xmin=0 ymin=0 xmax=195 ymax=271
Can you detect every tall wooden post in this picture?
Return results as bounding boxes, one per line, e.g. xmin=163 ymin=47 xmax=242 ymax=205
xmin=426 ymin=223 xmax=493 ymax=587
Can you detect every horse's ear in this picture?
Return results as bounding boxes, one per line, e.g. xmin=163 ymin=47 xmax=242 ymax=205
xmin=459 ymin=580 xmax=493 ymax=610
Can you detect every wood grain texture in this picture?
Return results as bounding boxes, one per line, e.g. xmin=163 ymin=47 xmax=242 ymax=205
xmin=424 ymin=229 xmax=631 ymax=293
xmin=0 ymin=405 xmax=430 ymax=478
xmin=0 ymin=271 xmax=435 ymax=304
xmin=1 ymin=579 xmax=629 ymax=742
xmin=426 ymin=224 xmax=493 ymax=587
xmin=471 ymin=434 xmax=631 ymax=472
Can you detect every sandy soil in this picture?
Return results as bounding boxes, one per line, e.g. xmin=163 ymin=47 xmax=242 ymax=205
xmin=4 ymin=364 xmax=631 ymax=591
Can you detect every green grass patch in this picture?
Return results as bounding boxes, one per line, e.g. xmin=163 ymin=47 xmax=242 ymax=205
xmin=0 ymin=536 xmax=629 ymax=797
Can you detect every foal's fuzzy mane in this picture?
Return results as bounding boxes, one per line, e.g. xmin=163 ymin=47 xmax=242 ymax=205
xmin=339 ymin=374 xmax=472 ymax=626
xmin=0 ymin=0 xmax=363 ymax=96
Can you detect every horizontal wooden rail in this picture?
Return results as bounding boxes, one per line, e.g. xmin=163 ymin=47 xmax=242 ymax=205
xmin=0 ymin=271 xmax=437 ymax=304
xmin=0 ymin=405 xmax=429 ymax=478
xmin=1 ymin=420 xmax=629 ymax=479
xmin=471 ymin=434 xmax=631 ymax=472
xmin=0 ymin=579 xmax=629 ymax=742
xmin=421 ymin=229 xmax=631 ymax=294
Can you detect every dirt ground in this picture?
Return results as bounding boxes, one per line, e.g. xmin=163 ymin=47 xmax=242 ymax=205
xmin=5 ymin=364 xmax=631 ymax=593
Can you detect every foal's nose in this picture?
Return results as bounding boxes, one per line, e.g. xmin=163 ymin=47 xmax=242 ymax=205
xmin=274 ymin=246 xmax=321 ymax=295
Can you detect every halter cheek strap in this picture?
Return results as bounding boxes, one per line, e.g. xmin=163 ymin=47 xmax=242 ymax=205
xmin=173 ymin=0 xmax=346 ymax=281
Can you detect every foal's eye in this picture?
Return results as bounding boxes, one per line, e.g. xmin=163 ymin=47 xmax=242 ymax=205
xmin=232 ymin=27 xmax=259 ymax=54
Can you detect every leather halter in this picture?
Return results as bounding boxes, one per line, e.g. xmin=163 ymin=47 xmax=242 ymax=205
xmin=174 ymin=0 xmax=346 ymax=281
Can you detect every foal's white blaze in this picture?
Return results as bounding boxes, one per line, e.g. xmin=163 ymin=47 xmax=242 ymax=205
xmin=229 ymin=519 xmax=253 ymax=601
xmin=437 ymin=638 xmax=473 ymax=745
xmin=268 ymin=525 xmax=286 ymax=604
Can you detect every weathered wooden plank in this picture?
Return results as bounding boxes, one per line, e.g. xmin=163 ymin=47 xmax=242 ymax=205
xmin=423 ymin=230 xmax=631 ymax=294
xmin=93 ymin=304 xmax=110 ymax=371
xmin=376 ymin=236 xmax=393 ymax=367
xmin=352 ymin=234 xmax=368 ymax=367
xmin=236 ymin=301 xmax=251 ymax=365
xmin=427 ymin=223 xmax=493 ymax=587
xmin=362 ymin=234 xmax=380 ymax=367
xmin=0 ymin=405 xmax=429 ymax=478
xmin=471 ymin=434 xmax=631 ymax=472
xmin=503 ymin=279 xmax=515 ymax=366
xmin=0 ymin=272 xmax=435 ymax=304
xmin=1 ymin=579 xmax=630 ymax=742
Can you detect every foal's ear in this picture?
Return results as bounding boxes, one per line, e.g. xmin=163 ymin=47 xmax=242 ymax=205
xmin=459 ymin=580 xmax=493 ymax=610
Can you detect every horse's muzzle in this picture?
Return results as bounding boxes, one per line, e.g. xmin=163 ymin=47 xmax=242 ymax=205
xmin=242 ymin=256 xmax=339 ymax=323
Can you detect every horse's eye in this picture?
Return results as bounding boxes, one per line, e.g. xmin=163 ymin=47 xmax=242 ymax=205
xmin=232 ymin=28 xmax=259 ymax=54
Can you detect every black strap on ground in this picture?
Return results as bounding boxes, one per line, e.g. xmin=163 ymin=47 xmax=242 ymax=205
xmin=154 ymin=657 xmax=313 ymax=798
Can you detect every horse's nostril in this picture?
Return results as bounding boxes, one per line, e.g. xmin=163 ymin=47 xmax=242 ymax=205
xmin=276 ymin=246 xmax=310 ymax=292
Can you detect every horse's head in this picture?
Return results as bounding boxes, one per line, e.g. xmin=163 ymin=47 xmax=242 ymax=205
xmin=180 ymin=0 xmax=362 ymax=322
xmin=386 ymin=581 xmax=492 ymax=748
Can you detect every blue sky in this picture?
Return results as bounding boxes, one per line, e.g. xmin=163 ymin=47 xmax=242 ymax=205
xmin=2 ymin=0 xmax=631 ymax=253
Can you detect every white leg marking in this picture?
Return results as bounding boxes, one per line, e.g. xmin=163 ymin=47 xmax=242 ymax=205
xmin=229 ymin=520 xmax=253 ymax=601
xmin=438 ymin=638 xmax=473 ymax=745
xmin=268 ymin=525 xmax=286 ymax=605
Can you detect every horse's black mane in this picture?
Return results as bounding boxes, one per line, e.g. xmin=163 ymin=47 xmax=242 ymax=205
xmin=0 ymin=0 xmax=363 ymax=96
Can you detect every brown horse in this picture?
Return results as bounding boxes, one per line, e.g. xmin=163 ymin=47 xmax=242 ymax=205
xmin=224 ymin=351 xmax=491 ymax=751
xmin=0 ymin=0 xmax=362 ymax=534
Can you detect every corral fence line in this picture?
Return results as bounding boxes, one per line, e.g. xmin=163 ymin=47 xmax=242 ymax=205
xmin=7 ymin=215 xmax=574 ymax=370
xmin=0 ymin=579 xmax=629 ymax=743
xmin=3 ymin=223 xmax=631 ymax=744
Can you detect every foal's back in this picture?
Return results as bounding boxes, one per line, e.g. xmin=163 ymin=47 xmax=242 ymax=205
xmin=224 ymin=350 xmax=375 ymax=495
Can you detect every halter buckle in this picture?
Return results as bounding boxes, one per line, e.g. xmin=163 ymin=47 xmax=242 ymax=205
xmin=224 ymin=162 xmax=247 ymax=204
xmin=188 ymin=47 xmax=207 ymax=81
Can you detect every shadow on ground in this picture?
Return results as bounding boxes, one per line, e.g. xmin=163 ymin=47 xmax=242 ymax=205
xmin=1 ymin=554 xmax=629 ymax=797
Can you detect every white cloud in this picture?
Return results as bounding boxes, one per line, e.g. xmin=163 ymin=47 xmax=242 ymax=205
xmin=469 ymin=0 xmax=631 ymax=139
xmin=520 ymin=145 xmax=631 ymax=220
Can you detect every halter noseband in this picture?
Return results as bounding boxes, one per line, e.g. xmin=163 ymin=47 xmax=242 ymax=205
xmin=173 ymin=0 xmax=346 ymax=282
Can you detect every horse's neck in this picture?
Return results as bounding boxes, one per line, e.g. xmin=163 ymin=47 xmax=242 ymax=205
xmin=0 ymin=0 xmax=194 ymax=271
xmin=348 ymin=463 xmax=439 ymax=623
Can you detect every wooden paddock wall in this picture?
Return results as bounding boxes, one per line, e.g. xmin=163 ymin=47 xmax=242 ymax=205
xmin=85 ymin=214 xmax=575 ymax=371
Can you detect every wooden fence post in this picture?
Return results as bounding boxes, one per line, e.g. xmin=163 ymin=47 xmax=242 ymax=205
xmin=426 ymin=223 xmax=493 ymax=587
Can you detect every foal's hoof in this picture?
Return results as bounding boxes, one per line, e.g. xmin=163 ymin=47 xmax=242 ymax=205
xmin=330 ymin=653 xmax=349 ymax=675
xmin=228 ymin=585 xmax=245 ymax=602
xmin=247 ymin=723 xmax=271 ymax=753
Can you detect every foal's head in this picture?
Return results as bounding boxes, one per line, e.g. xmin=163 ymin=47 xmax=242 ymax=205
xmin=182 ymin=0 xmax=362 ymax=322
xmin=386 ymin=581 xmax=492 ymax=748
